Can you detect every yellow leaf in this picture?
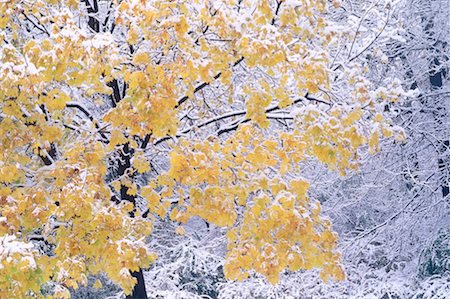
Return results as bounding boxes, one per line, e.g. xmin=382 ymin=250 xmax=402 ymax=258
xmin=126 ymin=184 xmax=137 ymax=196
xmin=109 ymin=130 xmax=127 ymax=148
xmin=343 ymin=107 xmax=363 ymax=126
xmin=133 ymin=155 xmax=151 ymax=173
xmin=93 ymin=279 xmax=103 ymax=289
xmin=368 ymin=130 xmax=379 ymax=153
xmin=112 ymin=180 xmax=121 ymax=192
xmin=133 ymin=52 xmax=150 ymax=65
xmin=175 ymin=226 xmax=185 ymax=235
xmin=127 ymin=27 xmax=139 ymax=45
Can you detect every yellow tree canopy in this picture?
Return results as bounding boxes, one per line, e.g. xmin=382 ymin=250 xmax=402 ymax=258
xmin=0 ymin=0 xmax=406 ymax=298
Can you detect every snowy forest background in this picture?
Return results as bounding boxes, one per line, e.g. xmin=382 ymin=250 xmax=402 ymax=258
xmin=4 ymin=0 xmax=450 ymax=298
xmin=69 ymin=0 xmax=450 ymax=298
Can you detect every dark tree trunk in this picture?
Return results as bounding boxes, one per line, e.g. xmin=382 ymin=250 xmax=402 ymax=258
xmin=84 ymin=0 xmax=100 ymax=32
xmin=429 ymin=63 xmax=449 ymax=198
xmin=126 ymin=269 xmax=148 ymax=299
xmin=424 ymin=12 xmax=449 ymax=198
xmin=83 ymin=2 xmax=149 ymax=297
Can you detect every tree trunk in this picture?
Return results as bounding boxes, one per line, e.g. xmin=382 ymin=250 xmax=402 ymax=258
xmin=425 ymin=14 xmax=449 ymax=198
xmin=83 ymin=1 xmax=149 ymax=297
xmin=126 ymin=269 xmax=148 ymax=299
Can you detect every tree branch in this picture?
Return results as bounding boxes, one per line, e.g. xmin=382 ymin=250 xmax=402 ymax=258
xmin=66 ymin=102 xmax=109 ymax=142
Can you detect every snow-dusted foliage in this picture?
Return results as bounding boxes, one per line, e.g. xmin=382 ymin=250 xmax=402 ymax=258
xmin=0 ymin=0 xmax=448 ymax=298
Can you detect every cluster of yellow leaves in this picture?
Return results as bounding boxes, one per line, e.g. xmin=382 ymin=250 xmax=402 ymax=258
xmin=133 ymin=112 xmax=369 ymax=282
xmin=0 ymin=4 xmax=154 ymax=294
xmin=155 ymin=110 xmax=402 ymax=283
xmin=0 ymin=235 xmax=43 ymax=298
xmin=0 ymin=138 xmax=155 ymax=297
xmin=225 ymin=198 xmax=345 ymax=284
xmin=105 ymin=0 xmax=338 ymax=140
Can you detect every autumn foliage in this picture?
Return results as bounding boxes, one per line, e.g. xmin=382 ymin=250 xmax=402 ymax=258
xmin=0 ymin=0 xmax=406 ymax=298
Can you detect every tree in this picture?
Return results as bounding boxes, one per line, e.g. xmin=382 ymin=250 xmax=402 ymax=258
xmin=0 ymin=0 xmax=407 ymax=298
